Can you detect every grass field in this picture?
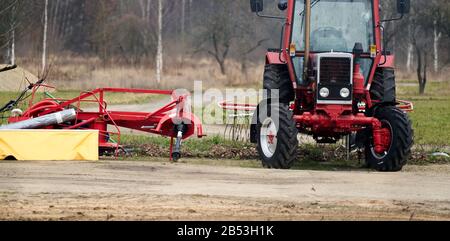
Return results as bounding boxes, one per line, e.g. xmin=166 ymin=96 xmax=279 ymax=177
xmin=397 ymin=81 xmax=450 ymax=145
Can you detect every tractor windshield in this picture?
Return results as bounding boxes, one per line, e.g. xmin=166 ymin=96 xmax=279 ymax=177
xmin=292 ymin=0 xmax=375 ymax=53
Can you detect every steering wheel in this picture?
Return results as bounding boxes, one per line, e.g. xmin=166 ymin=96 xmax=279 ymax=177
xmin=311 ymin=27 xmax=348 ymax=52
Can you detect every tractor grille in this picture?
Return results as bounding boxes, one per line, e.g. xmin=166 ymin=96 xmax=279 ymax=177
xmin=319 ymin=57 xmax=352 ymax=85
xmin=317 ymin=53 xmax=353 ymax=104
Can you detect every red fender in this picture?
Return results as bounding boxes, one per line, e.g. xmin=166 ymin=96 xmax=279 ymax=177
xmin=266 ymin=52 xmax=286 ymax=65
xmin=379 ymin=55 xmax=395 ymax=68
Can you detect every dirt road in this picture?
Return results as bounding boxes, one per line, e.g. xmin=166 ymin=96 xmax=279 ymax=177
xmin=1 ymin=160 xmax=450 ymax=221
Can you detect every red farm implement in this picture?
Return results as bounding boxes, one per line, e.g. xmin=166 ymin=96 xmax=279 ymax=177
xmin=4 ymin=82 xmax=203 ymax=161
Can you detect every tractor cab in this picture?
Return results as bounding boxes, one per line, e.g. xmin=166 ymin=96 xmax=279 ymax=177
xmin=290 ymin=0 xmax=376 ymax=86
xmin=251 ymin=0 xmax=410 ymax=87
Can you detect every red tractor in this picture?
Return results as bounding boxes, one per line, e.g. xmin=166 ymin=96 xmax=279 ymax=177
xmin=249 ymin=0 xmax=413 ymax=171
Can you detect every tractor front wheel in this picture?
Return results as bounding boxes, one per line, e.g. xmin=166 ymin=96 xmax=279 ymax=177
xmin=256 ymin=102 xmax=298 ymax=169
xmin=365 ymin=106 xmax=413 ymax=172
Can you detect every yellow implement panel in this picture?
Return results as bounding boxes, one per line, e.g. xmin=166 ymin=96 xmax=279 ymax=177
xmin=0 ymin=130 xmax=99 ymax=161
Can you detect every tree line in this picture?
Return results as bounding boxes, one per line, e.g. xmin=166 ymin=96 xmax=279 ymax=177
xmin=0 ymin=0 xmax=448 ymax=93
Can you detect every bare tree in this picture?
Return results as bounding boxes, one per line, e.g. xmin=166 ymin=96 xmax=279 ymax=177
xmin=180 ymin=0 xmax=186 ymax=66
xmin=193 ymin=1 xmax=241 ymax=75
xmin=434 ymin=20 xmax=442 ymax=73
xmin=406 ymin=26 xmax=414 ymax=73
xmin=9 ymin=3 xmax=16 ymax=65
xmin=156 ymin=0 xmax=163 ymax=85
xmin=42 ymin=0 xmax=49 ymax=72
xmin=414 ymin=40 xmax=428 ymax=95
xmin=10 ymin=28 xmax=15 ymax=65
xmin=409 ymin=2 xmax=432 ymax=95
xmin=0 ymin=0 xmax=447 ymax=86
xmin=138 ymin=0 xmax=152 ymax=56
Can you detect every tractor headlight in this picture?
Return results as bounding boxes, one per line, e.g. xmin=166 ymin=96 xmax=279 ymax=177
xmin=340 ymin=88 xmax=350 ymax=98
xmin=319 ymin=88 xmax=330 ymax=98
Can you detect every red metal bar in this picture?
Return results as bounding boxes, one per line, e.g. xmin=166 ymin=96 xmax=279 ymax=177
xmin=145 ymin=100 xmax=178 ymax=119
xmin=88 ymin=92 xmax=122 ymax=155
xmin=397 ymin=99 xmax=414 ymax=112
xmin=66 ymin=117 xmax=97 ymax=130
xmin=99 ymin=91 xmax=104 ymax=114
xmin=101 ymin=88 xmax=173 ymax=95
xmin=294 ymin=112 xmax=388 ymax=154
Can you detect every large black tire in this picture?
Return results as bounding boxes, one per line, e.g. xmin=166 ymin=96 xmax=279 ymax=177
xmin=256 ymin=102 xmax=298 ymax=169
xmin=370 ymin=68 xmax=396 ymax=103
xmin=263 ymin=64 xmax=295 ymax=104
xmin=365 ymin=106 xmax=413 ymax=172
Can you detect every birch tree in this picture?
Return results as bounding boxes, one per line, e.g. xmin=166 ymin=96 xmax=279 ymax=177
xmin=434 ymin=20 xmax=442 ymax=73
xmin=9 ymin=4 xmax=16 ymax=65
xmin=406 ymin=26 xmax=414 ymax=73
xmin=156 ymin=0 xmax=163 ymax=85
xmin=42 ymin=0 xmax=49 ymax=72
xmin=180 ymin=0 xmax=186 ymax=65
xmin=420 ymin=0 xmax=448 ymax=74
xmin=0 ymin=0 xmax=19 ymax=64
xmin=10 ymin=25 xmax=15 ymax=65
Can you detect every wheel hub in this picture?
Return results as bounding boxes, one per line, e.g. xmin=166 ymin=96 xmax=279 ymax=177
xmin=260 ymin=118 xmax=278 ymax=158
xmin=267 ymin=131 xmax=275 ymax=145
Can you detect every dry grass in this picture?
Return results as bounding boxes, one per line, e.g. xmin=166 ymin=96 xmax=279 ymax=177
xmin=396 ymin=66 xmax=450 ymax=83
xmin=16 ymin=54 xmax=449 ymax=91
xmin=17 ymin=55 xmax=264 ymax=91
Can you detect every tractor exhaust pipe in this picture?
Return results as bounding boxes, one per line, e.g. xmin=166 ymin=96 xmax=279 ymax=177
xmin=303 ymin=0 xmax=311 ymax=80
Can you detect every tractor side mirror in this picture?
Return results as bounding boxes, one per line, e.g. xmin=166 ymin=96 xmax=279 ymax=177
xmin=397 ymin=0 xmax=410 ymax=15
xmin=250 ymin=0 xmax=264 ymax=13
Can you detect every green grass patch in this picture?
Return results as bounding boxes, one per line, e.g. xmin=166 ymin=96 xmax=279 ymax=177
xmin=122 ymin=134 xmax=253 ymax=151
xmin=407 ymin=98 xmax=450 ymax=145
xmin=397 ymin=81 xmax=450 ymax=146
xmin=398 ymin=81 xmax=450 ymax=98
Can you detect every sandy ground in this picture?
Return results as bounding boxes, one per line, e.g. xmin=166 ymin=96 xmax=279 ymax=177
xmin=1 ymin=160 xmax=450 ymax=221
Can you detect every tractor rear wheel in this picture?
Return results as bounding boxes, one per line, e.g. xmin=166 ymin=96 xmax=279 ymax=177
xmin=365 ymin=106 xmax=413 ymax=172
xmin=256 ymin=102 xmax=298 ymax=169
xmin=263 ymin=64 xmax=295 ymax=104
